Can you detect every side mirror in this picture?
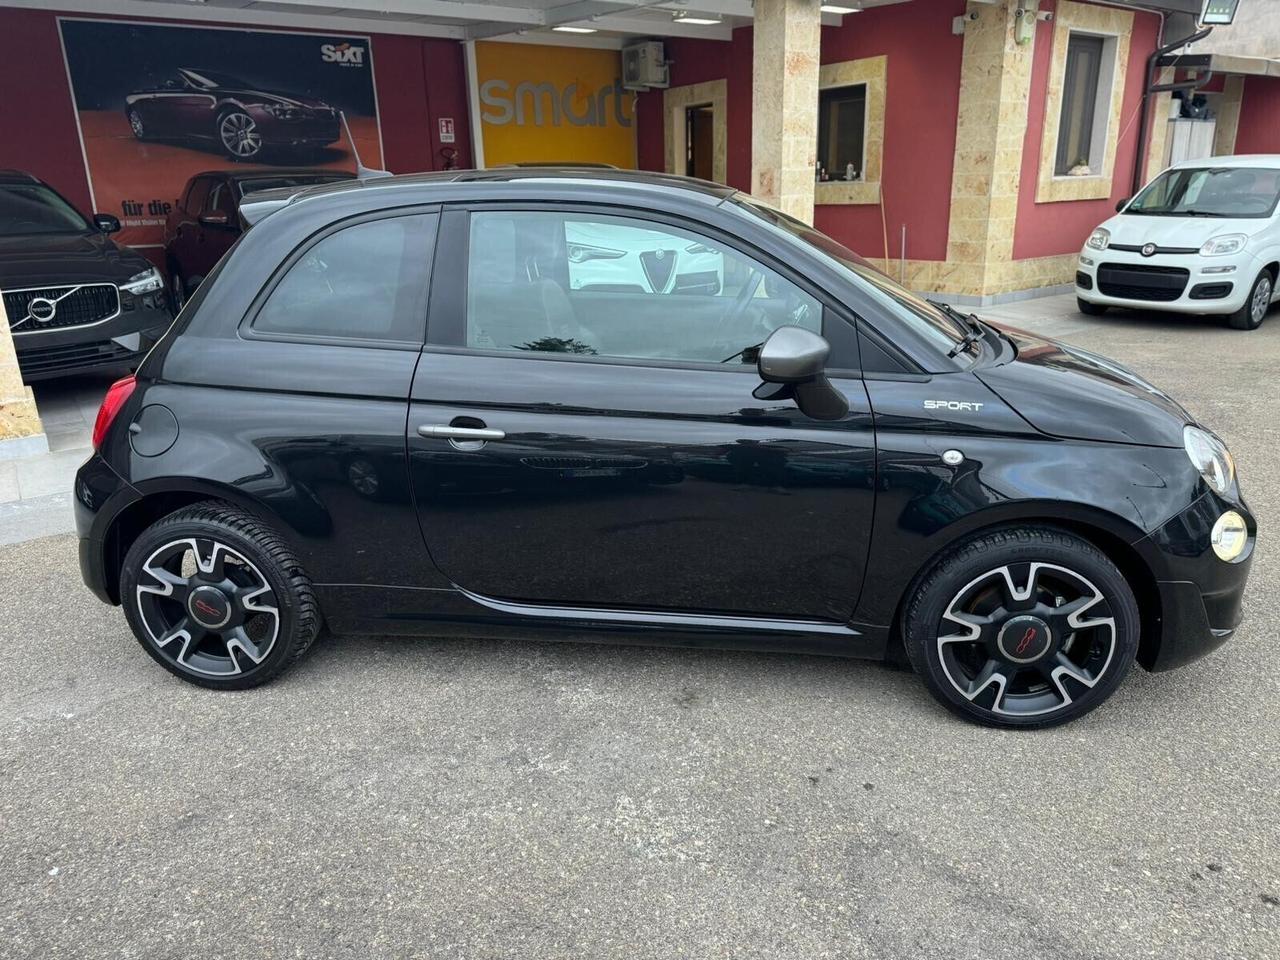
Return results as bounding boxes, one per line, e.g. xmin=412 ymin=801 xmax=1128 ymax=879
xmin=754 ymin=326 xmax=849 ymax=421
xmin=1115 ymin=197 xmax=1130 ymax=213
xmin=93 ymin=213 xmax=121 ymax=234
xmin=199 ymin=211 xmax=231 ymax=227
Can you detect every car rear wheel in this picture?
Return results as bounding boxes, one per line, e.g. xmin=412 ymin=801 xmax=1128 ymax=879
xmin=169 ymin=269 xmax=187 ymax=314
xmin=218 ymin=110 xmax=263 ymax=160
xmin=1226 ymin=270 xmax=1273 ymax=330
xmin=1077 ymin=297 xmax=1108 ymax=316
xmin=127 ymin=107 xmax=148 ymax=141
xmin=120 ymin=502 xmax=320 ymax=689
xmin=903 ymin=526 xmax=1138 ymax=729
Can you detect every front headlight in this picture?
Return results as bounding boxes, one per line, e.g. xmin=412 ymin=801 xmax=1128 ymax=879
xmin=1200 ymin=233 xmax=1248 ymax=257
xmin=1184 ymin=425 xmax=1235 ymax=496
xmin=567 ymin=243 xmax=626 ymax=263
xmin=121 ymin=266 xmax=164 ymax=295
xmin=1086 ymin=228 xmax=1110 ymax=251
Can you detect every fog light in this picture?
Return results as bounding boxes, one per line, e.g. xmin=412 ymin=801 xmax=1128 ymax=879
xmin=1211 ymin=510 xmax=1248 ymax=562
xmin=1079 ymin=255 xmax=1095 ymax=267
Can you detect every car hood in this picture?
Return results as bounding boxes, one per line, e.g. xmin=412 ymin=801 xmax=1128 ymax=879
xmin=1105 ymin=213 xmax=1266 ymax=247
xmin=0 ymin=231 xmax=152 ymax=289
xmin=978 ymin=327 xmax=1192 ymax=447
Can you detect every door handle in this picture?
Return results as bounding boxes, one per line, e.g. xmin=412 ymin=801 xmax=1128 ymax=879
xmin=418 ymin=424 xmax=506 ymax=441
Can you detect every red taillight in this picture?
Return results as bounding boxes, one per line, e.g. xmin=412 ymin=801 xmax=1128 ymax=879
xmin=91 ymin=375 xmax=136 ymax=450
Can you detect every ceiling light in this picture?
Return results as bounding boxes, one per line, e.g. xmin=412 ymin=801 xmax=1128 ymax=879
xmin=552 ymin=24 xmax=598 ymax=32
xmin=672 ymin=11 xmax=723 ymax=24
xmin=820 ymin=4 xmax=861 ymax=12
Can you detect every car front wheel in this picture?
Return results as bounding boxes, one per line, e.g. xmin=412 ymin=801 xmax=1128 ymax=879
xmin=1226 ymin=270 xmax=1273 ymax=330
xmin=903 ymin=527 xmax=1138 ymax=728
xmin=218 ymin=110 xmax=263 ymax=160
xmin=120 ymin=502 xmax=320 ymax=689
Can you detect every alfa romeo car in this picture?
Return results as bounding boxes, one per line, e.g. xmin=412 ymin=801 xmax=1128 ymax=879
xmin=75 ymin=169 xmax=1255 ymax=728
xmin=1077 ymin=156 xmax=1280 ymax=329
xmin=125 ymin=67 xmax=341 ymax=161
xmin=0 ymin=169 xmax=171 ymax=380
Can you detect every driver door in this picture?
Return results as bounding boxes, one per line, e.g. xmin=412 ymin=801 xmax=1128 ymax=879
xmin=407 ymin=206 xmax=878 ymax=622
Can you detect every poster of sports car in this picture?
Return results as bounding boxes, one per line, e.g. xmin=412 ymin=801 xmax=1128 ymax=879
xmin=58 ymin=18 xmax=383 ymax=249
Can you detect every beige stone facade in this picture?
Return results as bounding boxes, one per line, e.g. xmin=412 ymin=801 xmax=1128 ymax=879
xmin=663 ymin=79 xmax=728 ymax=185
xmin=814 ymin=55 xmax=886 ymax=207
xmin=1212 ymin=75 xmax=1245 ymax=157
xmin=0 ymin=293 xmax=46 ymax=452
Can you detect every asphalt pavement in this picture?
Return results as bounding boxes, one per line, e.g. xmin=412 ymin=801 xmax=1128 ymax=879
xmin=1 ymin=296 xmax=1277 ymax=959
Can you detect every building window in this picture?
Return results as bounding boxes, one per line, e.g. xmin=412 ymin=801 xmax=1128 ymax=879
xmin=817 ymin=84 xmax=867 ymax=181
xmin=1055 ymin=33 xmax=1114 ymax=176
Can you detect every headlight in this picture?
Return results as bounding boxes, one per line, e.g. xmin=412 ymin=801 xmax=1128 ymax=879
xmin=567 ymin=243 xmax=625 ymax=263
xmin=1184 ymin=425 xmax=1235 ymax=496
xmin=1086 ymin=228 xmax=1110 ymax=251
xmin=1211 ymin=511 xmax=1249 ymax=562
xmin=1200 ymin=233 xmax=1247 ymax=257
xmin=121 ymin=266 xmax=164 ymax=295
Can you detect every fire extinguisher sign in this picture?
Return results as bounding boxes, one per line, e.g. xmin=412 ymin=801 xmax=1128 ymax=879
xmin=438 ymin=117 xmax=456 ymax=143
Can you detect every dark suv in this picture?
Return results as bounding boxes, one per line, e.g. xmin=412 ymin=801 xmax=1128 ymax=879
xmin=0 ymin=170 xmax=171 ymax=380
xmin=164 ymin=169 xmax=354 ymax=310
xmin=75 ymin=170 xmax=1255 ymax=728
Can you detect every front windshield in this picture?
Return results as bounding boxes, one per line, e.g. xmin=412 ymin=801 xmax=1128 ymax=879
xmin=732 ymin=195 xmax=969 ymax=354
xmin=1126 ymin=166 xmax=1280 ymax=219
xmin=182 ymin=68 xmax=251 ymax=89
xmin=0 ymin=184 xmax=90 ymax=236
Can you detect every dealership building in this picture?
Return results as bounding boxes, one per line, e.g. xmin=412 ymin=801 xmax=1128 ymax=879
xmin=1 ymin=0 xmax=1278 ymax=450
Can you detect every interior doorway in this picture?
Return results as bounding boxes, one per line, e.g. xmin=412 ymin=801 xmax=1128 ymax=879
xmin=685 ymin=104 xmax=715 ymax=180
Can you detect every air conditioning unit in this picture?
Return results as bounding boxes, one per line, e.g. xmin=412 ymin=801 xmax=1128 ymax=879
xmin=622 ymin=41 xmax=668 ymax=90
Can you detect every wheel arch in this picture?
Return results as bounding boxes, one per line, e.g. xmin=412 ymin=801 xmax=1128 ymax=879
xmin=883 ymin=503 xmax=1163 ymax=673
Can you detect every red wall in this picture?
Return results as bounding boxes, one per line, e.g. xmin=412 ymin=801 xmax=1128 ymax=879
xmin=1012 ymin=2 xmax=1161 ymax=260
xmin=1235 ymin=76 xmax=1280 ymax=154
xmin=0 ymin=7 xmax=470 ymax=219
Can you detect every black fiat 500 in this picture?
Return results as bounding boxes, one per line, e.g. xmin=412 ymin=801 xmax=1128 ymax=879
xmin=74 ymin=170 xmax=1255 ymax=728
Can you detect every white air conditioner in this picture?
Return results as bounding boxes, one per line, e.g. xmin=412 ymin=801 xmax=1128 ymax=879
xmin=622 ymin=41 xmax=668 ymax=90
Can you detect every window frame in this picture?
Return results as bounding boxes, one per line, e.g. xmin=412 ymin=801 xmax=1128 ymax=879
xmin=1054 ymin=33 xmax=1107 ymax=177
xmin=817 ymin=82 xmax=869 ymax=181
xmin=426 ymin=201 xmax=864 ymax=377
xmin=239 ymin=205 xmax=441 ymax=351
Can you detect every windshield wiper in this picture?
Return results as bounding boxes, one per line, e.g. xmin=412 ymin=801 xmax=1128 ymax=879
xmin=927 ymin=298 xmax=987 ymax=357
xmin=1179 ymin=209 xmax=1226 ymax=217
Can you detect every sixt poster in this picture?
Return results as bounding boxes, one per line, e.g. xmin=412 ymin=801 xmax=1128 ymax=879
xmin=58 ymin=18 xmax=383 ymax=249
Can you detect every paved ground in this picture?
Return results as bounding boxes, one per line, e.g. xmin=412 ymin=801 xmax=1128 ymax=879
xmin=2 ymin=296 xmax=1278 ymax=959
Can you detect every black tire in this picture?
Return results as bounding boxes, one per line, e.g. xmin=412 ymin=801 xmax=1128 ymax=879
xmin=168 ymin=266 xmax=187 ymax=314
xmin=903 ymin=526 xmax=1138 ymax=729
xmin=1225 ymin=270 xmax=1273 ymax=330
xmin=119 ymin=501 xmax=320 ymax=689
xmin=1077 ymin=297 xmax=1108 ymax=316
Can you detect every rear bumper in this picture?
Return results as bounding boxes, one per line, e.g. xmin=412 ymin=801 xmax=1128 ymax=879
xmin=75 ymin=452 xmax=138 ymax=604
xmin=1138 ymin=490 xmax=1256 ymax=672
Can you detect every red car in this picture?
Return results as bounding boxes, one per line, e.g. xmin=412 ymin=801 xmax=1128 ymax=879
xmin=163 ymin=169 xmax=355 ymax=310
xmin=125 ymin=67 xmax=342 ymax=162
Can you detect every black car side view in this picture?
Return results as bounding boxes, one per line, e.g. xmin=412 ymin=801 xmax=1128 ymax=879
xmin=74 ymin=170 xmax=1256 ymax=728
xmin=0 ymin=170 xmax=171 ymax=380
xmin=125 ymin=67 xmax=341 ymax=161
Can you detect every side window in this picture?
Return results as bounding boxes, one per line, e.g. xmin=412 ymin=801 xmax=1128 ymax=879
xmin=184 ymin=178 xmax=210 ymax=215
xmin=465 ymin=211 xmax=821 ymax=365
xmin=253 ymin=214 xmax=436 ymax=343
xmin=205 ymin=181 xmax=234 ymax=218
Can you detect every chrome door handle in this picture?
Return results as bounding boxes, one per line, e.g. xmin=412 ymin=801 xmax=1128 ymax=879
xmin=418 ymin=425 xmax=506 ymax=441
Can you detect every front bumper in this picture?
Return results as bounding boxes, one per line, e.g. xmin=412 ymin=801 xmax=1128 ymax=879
xmin=14 ymin=300 xmax=171 ymax=380
xmin=250 ymin=110 xmax=341 ymax=147
xmin=1138 ymin=490 xmax=1256 ymax=671
xmin=1076 ymin=247 xmax=1261 ymax=315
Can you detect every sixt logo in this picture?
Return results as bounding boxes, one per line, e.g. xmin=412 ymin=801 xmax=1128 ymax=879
xmin=924 ymin=400 xmax=985 ymax=412
xmin=321 ymin=42 xmax=365 ymax=66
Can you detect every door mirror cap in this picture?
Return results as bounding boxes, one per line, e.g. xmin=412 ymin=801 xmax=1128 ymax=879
xmin=199 ymin=211 xmax=231 ymax=227
xmin=757 ymin=325 xmax=830 ymax=384
xmin=755 ymin=326 xmax=849 ymax=421
xmin=1115 ymin=197 xmax=1130 ymax=213
xmin=93 ymin=213 xmax=121 ymax=234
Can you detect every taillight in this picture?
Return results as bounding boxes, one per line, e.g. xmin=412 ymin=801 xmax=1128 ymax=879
xmin=91 ymin=375 xmax=136 ymax=450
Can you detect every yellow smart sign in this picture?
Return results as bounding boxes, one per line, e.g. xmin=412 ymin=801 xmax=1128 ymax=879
xmin=474 ymin=41 xmax=637 ymax=168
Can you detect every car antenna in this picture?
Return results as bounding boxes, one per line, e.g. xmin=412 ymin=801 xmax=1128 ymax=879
xmin=340 ymin=111 xmax=392 ymax=180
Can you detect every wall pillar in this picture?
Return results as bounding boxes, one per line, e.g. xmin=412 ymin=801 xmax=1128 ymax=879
xmin=750 ymin=0 xmax=821 ymax=223
xmin=0 ymin=293 xmax=47 ymax=459
xmin=941 ymin=0 xmax=1036 ymax=297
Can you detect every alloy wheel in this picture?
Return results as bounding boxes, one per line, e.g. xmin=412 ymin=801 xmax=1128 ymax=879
xmin=170 ymin=272 xmax=185 ymax=313
xmin=936 ymin=561 xmax=1116 ymax=718
xmin=135 ymin=537 xmax=280 ymax=677
xmin=220 ymin=112 xmax=262 ymax=158
xmin=1251 ymin=275 xmax=1272 ymax=325
xmin=128 ymin=109 xmax=145 ymax=138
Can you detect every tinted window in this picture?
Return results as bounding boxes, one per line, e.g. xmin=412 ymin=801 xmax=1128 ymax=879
xmin=0 ymin=184 xmax=89 ymax=236
xmin=205 ymin=182 xmax=235 ymax=218
xmin=235 ymin=175 xmax=352 ymax=199
xmin=465 ymin=211 xmax=820 ymax=365
xmin=253 ymin=214 xmax=436 ymax=343
xmin=184 ymin=178 xmax=211 ymax=215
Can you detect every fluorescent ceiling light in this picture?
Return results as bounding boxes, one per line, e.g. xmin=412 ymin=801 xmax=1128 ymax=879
xmin=552 ymin=25 xmax=598 ymax=32
xmin=820 ymin=4 xmax=861 ymax=12
xmin=672 ymin=11 xmax=723 ymax=24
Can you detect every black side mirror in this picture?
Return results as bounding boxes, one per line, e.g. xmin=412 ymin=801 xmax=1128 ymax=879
xmin=753 ymin=326 xmax=849 ymax=421
xmin=93 ymin=213 xmax=121 ymax=234
xmin=1115 ymin=197 xmax=1130 ymax=213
